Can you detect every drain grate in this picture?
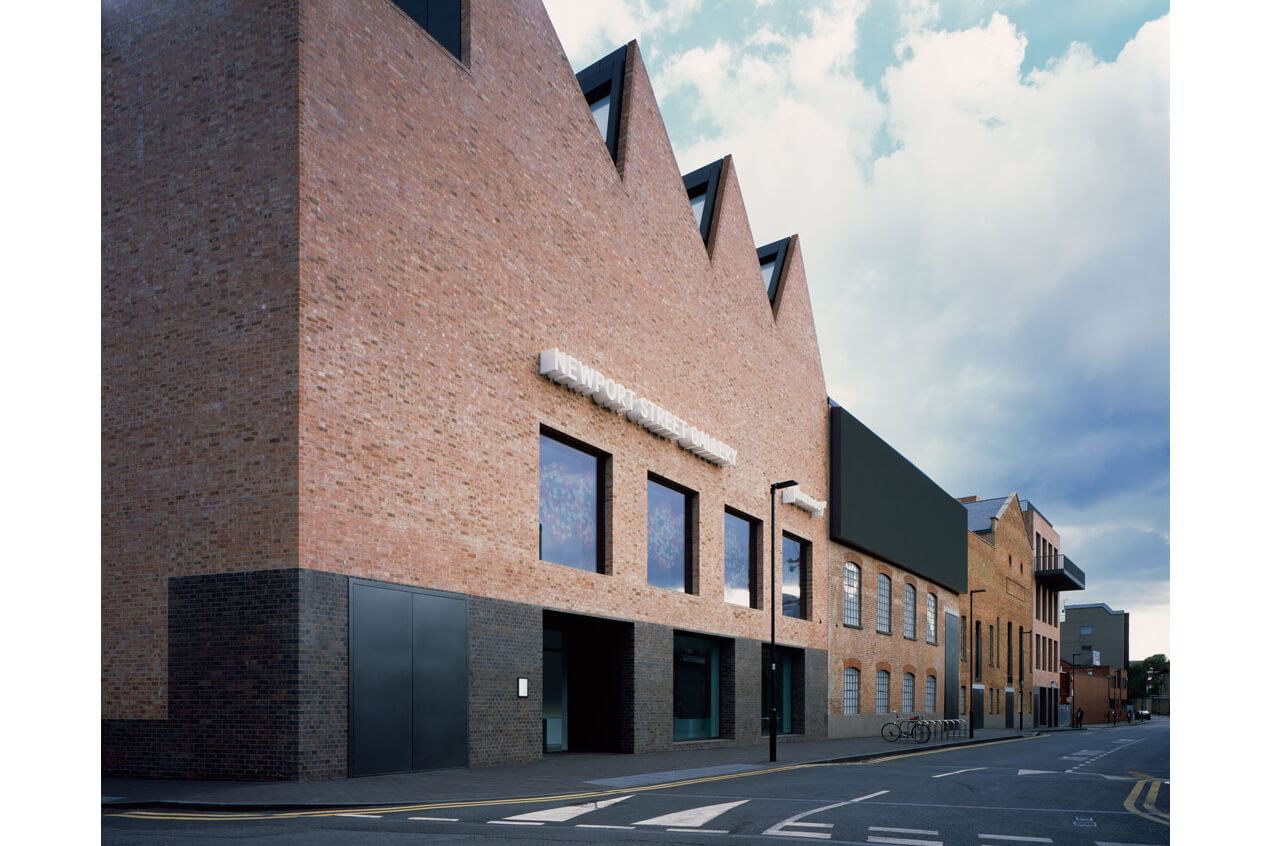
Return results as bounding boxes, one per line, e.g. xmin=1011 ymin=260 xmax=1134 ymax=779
xmin=1072 ymin=816 xmax=1097 ymax=828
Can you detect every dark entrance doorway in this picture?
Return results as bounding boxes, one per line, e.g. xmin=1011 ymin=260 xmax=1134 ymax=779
xmin=971 ymin=687 xmax=984 ymax=729
xmin=542 ymin=611 xmax=632 ymax=754
xmin=761 ymin=645 xmax=802 ymax=736
xmin=1005 ymin=690 xmax=1015 ymax=728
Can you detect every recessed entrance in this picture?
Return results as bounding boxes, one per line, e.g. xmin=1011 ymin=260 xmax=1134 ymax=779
xmin=542 ymin=611 xmax=632 ymax=753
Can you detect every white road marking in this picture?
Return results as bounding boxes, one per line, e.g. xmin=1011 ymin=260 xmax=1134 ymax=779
xmin=1017 ymin=769 xmax=1058 ymax=775
xmin=668 ymin=828 xmax=728 ymax=834
xmin=764 ymin=800 xmax=849 ymax=839
xmin=933 ymin=767 xmax=985 ymax=778
xmin=502 ymin=794 xmax=631 ymax=822
xmin=487 ymin=820 xmax=544 ymax=826
xmin=632 ymin=799 xmax=748 ymax=828
xmin=866 ymin=837 xmax=943 ymax=846
xmin=871 ymin=827 xmax=940 ymax=835
xmin=978 ymin=835 xmax=1053 ymax=842
xmin=408 ymin=816 xmax=459 ymax=822
xmin=851 ymin=790 xmax=891 ymax=802
xmin=576 ymin=824 xmax=636 ymax=830
xmin=335 ymin=814 xmax=382 ymax=819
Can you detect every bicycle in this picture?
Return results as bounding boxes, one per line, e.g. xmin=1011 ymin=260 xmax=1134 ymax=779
xmin=881 ymin=714 xmax=931 ymax=743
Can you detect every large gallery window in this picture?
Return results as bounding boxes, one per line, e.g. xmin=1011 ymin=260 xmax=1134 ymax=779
xmin=390 ymin=1 xmax=462 ymax=60
xmin=539 ymin=430 xmax=605 ymax=572
xmin=782 ymin=533 xmax=809 ymax=619
xmin=902 ymin=672 xmax=915 ymax=712
xmin=875 ymin=669 xmax=890 ymax=713
xmin=926 ymin=675 xmax=937 ymax=713
xmin=927 ymin=593 xmax=938 ymax=644
xmin=724 ymin=509 xmax=759 ymax=608
xmin=647 ymin=476 xmax=696 ymax=593
xmin=673 ymin=633 xmax=720 ymax=740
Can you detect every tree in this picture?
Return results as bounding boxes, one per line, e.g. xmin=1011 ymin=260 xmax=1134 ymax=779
xmin=1128 ymin=653 xmax=1169 ymax=701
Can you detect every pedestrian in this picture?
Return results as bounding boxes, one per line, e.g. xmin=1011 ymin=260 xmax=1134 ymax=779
xmin=1076 ymin=707 xmax=1083 ymax=728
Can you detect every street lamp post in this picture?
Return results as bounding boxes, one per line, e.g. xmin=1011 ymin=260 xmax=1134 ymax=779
xmin=968 ymin=588 xmax=985 ymax=738
xmin=1018 ymin=626 xmax=1028 ymax=732
xmin=769 ymin=480 xmax=799 ymax=763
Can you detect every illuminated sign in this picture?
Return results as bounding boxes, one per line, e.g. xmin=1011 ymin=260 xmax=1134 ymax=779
xmin=539 ymin=349 xmax=738 ymax=467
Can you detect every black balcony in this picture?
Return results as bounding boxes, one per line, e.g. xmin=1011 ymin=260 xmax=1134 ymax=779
xmin=1034 ymin=553 xmax=1085 ymax=591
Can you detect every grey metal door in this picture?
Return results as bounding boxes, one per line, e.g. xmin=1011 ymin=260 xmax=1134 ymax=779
xmin=350 ymin=580 xmax=468 ymax=776
xmin=943 ymin=611 xmax=960 ymax=718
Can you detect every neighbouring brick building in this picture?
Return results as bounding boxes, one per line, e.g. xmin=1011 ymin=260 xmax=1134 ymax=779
xmin=1021 ymin=499 xmax=1084 ymax=727
xmin=826 ymin=405 xmax=966 ymax=737
xmin=960 ymin=494 xmax=1035 ymax=729
xmin=1061 ymin=660 xmax=1129 ymax=725
xmin=103 ymin=0 xmax=967 ymax=780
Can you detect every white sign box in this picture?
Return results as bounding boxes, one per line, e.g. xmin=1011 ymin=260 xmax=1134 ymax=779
xmin=539 ymin=349 xmax=738 ymax=467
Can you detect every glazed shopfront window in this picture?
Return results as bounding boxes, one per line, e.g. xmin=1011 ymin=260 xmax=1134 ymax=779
xmin=539 ymin=431 xmax=604 ymax=572
xmin=673 ymin=633 xmax=720 ymax=740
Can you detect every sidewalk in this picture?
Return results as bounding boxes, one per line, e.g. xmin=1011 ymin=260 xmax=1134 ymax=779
xmin=101 ymin=725 xmax=1087 ymax=811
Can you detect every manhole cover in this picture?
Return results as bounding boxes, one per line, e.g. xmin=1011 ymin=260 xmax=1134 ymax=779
xmin=1073 ymin=816 xmax=1097 ymax=828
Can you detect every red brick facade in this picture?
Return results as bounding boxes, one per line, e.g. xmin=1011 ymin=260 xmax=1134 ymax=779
xmin=103 ymin=0 xmax=968 ymax=777
xmin=826 ymin=543 xmax=961 ymax=735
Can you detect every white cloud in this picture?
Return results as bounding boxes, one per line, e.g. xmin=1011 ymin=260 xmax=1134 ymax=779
xmin=542 ymin=0 xmax=703 ymax=68
xmin=543 ymin=1 xmax=1169 ymax=657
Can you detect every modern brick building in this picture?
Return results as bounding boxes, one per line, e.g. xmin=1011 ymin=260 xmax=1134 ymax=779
xmin=102 ymin=0 xmax=968 ymax=779
xmin=961 ymin=494 xmax=1035 ymax=729
xmin=1062 ymin=603 xmax=1130 ymax=670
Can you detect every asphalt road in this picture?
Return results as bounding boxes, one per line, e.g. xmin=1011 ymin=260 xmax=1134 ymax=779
xmin=103 ymin=721 xmax=1169 ymax=845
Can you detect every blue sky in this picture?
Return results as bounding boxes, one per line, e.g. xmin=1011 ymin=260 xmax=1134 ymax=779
xmin=544 ymin=0 xmax=1170 ymax=660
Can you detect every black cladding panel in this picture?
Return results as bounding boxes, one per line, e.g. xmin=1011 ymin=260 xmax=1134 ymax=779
xmin=829 ymin=404 xmax=967 ymax=594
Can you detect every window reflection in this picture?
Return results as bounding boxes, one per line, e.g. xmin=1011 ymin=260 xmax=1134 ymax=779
xmin=782 ymin=535 xmax=805 ymax=619
xmin=724 ymin=511 xmax=755 ymax=607
xmin=539 ymin=434 xmax=599 ymax=572
xmin=648 ymin=479 xmax=689 ymax=592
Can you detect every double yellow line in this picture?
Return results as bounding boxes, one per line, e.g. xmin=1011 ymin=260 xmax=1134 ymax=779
xmin=109 ymin=735 xmax=1033 ymax=823
xmin=1123 ymin=771 xmax=1168 ymax=825
xmin=106 ymin=760 xmax=837 ymax=822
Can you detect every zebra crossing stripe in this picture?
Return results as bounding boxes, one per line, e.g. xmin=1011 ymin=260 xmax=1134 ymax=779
xmin=502 ymin=794 xmax=631 ymax=822
xmin=632 ymin=799 xmax=749 ymax=828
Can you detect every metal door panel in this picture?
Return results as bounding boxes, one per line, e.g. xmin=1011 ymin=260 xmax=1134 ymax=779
xmin=412 ymin=591 xmax=468 ymax=769
xmin=943 ymin=611 xmax=960 ymax=718
xmin=350 ymin=583 xmax=413 ymax=777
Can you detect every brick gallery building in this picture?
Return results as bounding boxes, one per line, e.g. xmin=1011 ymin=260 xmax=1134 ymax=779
xmin=102 ymin=0 xmax=967 ymax=780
